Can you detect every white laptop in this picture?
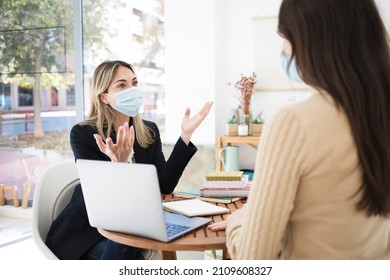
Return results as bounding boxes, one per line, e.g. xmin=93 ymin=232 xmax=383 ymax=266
xmin=76 ymin=159 xmax=211 ymax=242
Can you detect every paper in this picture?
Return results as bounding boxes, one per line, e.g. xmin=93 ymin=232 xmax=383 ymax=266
xmin=162 ymin=198 xmax=230 ymax=217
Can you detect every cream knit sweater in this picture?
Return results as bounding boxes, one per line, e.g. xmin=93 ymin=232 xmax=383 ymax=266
xmin=226 ymin=90 xmax=390 ymax=259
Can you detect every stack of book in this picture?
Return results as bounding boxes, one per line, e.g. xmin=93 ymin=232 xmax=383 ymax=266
xmin=200 ymin=171 xmax=250 ymax=198
xmin=174 ymin=171 xmax=251 ymax=203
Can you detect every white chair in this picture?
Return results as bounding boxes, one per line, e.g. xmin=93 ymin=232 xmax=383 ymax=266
xmin=32 ymin=161 xmax=80 ymax=260
xmin=32 ymin=160 xmax=157 ymax=260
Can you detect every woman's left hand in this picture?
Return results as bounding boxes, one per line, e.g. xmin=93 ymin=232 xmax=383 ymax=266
xmin=208 ymin=207 xmax=245 ymax=232
xmin=208 ymin=220 xmax=227 ymax=232
xmin=181 ymin=101 xmax=213 ymax=144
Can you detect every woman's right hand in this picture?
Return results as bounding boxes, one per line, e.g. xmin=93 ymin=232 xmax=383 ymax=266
xmin=94 ymin=122 xmax=134 ymax=162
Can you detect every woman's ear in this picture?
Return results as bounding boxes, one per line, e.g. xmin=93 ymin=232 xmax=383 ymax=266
xmin=99 ymin=93 xmax=109 ymax=104
xmin=283 ymin=39 xmax=293 ymax=56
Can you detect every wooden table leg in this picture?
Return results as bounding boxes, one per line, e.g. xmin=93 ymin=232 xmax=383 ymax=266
xmin=22 ymin=181 xmax=30 ymax=209
xmin=222 ymin=249 xmax=230 ymax=260
xmin=0 ymin=185 xmax=4 ymax=206
xmin=158 ymin=250 xmax=177 ymax=260
xmin=1 ymin=185 xmax=19 ymax=207
xmin=216 ymin=136 xmax=223 ymax=171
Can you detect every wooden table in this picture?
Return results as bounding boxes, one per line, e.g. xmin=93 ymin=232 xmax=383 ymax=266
xmin=216 ymin=135 xmax=260 ymax=171
xmin=98 ymin=194 xmax=245 ymax=260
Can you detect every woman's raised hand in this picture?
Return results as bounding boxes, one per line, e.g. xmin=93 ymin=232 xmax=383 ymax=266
xmin=181 ymin=101 xmax=214 ymax=145
xmin=94 ymin=122 xmax=135 ymax=162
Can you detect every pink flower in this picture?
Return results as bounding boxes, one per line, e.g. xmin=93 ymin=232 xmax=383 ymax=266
xmin=234 ymin=72 xmax=257 ymax=115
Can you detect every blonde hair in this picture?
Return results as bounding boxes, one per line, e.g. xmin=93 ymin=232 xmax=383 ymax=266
xmin=80 ymin=60 xmax=154 ymax=148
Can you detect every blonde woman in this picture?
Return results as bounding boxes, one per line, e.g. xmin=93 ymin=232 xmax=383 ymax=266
xmin=46 ymin=60 xmax=213 ymax=259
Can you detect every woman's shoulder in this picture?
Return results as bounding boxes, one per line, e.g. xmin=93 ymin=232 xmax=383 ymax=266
xmin=284 ymin=90 xmax=340 ymax=125
xmin=70 ymin=122 xmax=98 ymax=137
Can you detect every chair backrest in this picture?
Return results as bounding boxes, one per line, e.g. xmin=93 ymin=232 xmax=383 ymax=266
xmin=32 ymin=161 xmax=79 ymax=260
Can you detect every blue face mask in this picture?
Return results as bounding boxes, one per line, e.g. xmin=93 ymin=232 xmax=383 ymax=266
xmin=108 ymin=87 xmax=144 ymax=117
xmin=280 ymin=53 xmax=304 ymax=84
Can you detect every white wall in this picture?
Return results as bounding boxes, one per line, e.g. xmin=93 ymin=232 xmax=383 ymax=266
xmin=213 ymin=0 xmax=312 ymax=169
xmin=375 ymin=0 xmax=390 ymax=34
xmin=165 ymin=0 xmax=215 ymax=145
xmin=165 ymin=0 xmax=390 ymax=168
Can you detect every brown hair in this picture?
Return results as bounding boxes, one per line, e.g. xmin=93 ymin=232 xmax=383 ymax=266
xmin=81 ymin=60 xmax=154 ymax=148
xmin=278 ymin=0 xmax=390 ymax=216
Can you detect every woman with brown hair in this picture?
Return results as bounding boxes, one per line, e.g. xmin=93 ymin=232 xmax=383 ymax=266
xmin=210 ymin=0 xmax=390 ymax=259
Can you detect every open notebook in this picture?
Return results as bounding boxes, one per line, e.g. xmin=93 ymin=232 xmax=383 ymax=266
xmin=163 ymin=198 xmax=230 ymax=217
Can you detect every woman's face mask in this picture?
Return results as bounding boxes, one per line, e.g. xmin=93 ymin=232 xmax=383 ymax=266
xmin=280 ymin=52 xmax=304 ymax=84
xmin=107 ymin=86 xmax=144 ymax=117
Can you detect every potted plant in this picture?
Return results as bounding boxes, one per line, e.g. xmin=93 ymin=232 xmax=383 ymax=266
xmin=249 ymin=111 xmax=264 ymax=136
xmin=226 ymin=115 xmax=238 ymax=136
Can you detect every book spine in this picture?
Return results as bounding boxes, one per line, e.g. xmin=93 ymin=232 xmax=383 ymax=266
xmin=200 ymin=189 xmax=250 ymax=197
xmin=206 ymin=177 xmax=242 ymax=181
xmin=201 ymin=179 xmax=248 ymax=189
xmin=200 ymin=187 xmax=249 ymax=190
xmin=201 ymin=193 xmax=248 ymax=198
xmin=205 ymin=171 xmax=244 ymax=181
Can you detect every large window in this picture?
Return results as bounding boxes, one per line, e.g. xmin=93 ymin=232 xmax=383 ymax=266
xmin=18 ymin=87 xmax=33 ymax=107
xmin=0 ymin=0 xmax=165 ymax=207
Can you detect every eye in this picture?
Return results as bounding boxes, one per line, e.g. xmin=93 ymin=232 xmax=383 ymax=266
xmin=117 ymin=83 xmax=126 ymax=89
xmin=132 ymin=80 xmax=138 ymax=87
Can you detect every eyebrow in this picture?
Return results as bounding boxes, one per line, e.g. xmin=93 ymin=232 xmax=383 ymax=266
xmin=114 ymin=79 xmax=127 ymax=84
xmin=114 ymin=77 xmax=137 ymax=84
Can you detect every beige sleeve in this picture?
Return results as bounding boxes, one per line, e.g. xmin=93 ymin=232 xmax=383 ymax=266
xmin=226 ymin=108 xmax=308 ymax=259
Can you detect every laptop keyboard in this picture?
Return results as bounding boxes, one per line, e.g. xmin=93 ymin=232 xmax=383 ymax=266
xmin=166 ymin=222 xmax=191 ymax=238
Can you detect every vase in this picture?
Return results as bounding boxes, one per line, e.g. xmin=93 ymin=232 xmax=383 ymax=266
xmin=243 ymin=114 xmax=250 ymax=126
xmin=238 ymin=124 xmax=249 ymax=137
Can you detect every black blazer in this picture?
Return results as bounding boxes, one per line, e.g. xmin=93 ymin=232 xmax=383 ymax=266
xmin=45 ymin=119 xmax=197 ymax=259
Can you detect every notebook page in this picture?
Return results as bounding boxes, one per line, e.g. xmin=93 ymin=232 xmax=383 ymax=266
xmin=162 ymin=199 xmax=230 ymax=217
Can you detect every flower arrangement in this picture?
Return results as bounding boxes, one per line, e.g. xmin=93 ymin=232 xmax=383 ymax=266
xmin=235 ymin=72 xmax=257 ymax=115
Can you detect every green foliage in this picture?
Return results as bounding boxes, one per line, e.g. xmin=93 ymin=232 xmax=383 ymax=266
xmin=228 ymin=115 xmax=237 ymax=124
xmin=0 ymin=0 xmax=109 ymax=86
xmin=0 ymin=0 xmax=72 ymax=74
xmin=250 ymin=111 xmax=265 ymax=124
xmin=0 ymin=0 xmax=112 ymax=137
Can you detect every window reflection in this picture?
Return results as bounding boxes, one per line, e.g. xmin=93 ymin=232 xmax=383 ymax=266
xmin=18 ymin=87 xmax=33 ymax=107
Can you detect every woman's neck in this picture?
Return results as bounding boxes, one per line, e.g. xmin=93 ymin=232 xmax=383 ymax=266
xmin=114 ymin=112 xmax=130 ymax=130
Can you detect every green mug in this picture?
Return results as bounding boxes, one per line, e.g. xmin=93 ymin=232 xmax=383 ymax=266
xmin=218 ymin=145 xmax=240 ymax=171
